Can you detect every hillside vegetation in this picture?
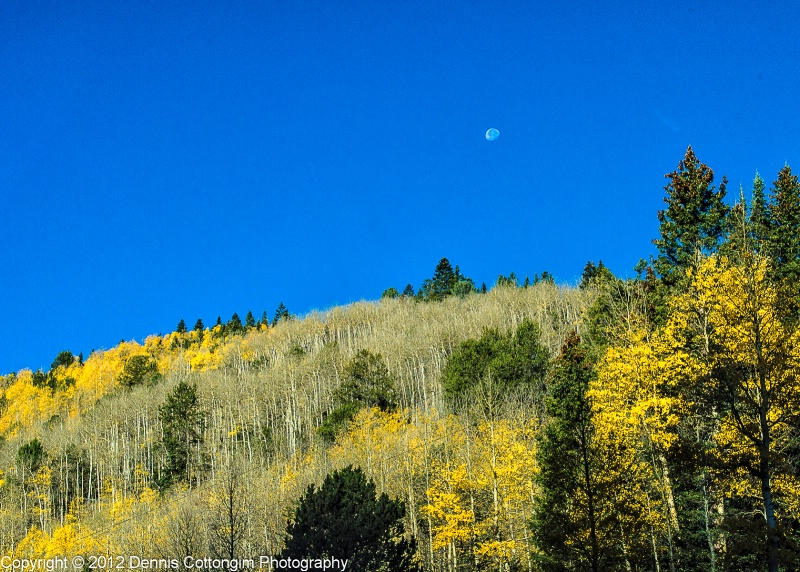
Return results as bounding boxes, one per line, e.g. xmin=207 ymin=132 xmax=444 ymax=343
xmin=0 ymin=280 xmax=589 ymax=568
xmin=1 ymin=146 xmax=800 ymax=571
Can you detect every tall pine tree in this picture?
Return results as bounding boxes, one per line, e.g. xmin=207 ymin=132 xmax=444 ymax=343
xmin=159 ymin=381 xmax=205 ymax=487
xmin=749 ymin=172 xmax=771 ymax=250
xmin=767 ymin=165 xmax=800 ymax=288
xmin=654 ymin=146 xmax=729 ymax=286
xmin=531 ymin=332 xmax=645 ymax=571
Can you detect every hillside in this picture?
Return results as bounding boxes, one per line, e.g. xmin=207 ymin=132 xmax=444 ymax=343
xmin=2 ymin=151 xmax=800 ymax=571
xmin=0 ymin=281 xmax=590 ymax=567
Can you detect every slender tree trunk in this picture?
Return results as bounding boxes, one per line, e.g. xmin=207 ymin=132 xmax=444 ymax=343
xmin=702 ymin=472 xmax=716 ymax=572
xmin=760 ymin=437 xmax=779 ymax=572
xmin=581 ymin=426 xmax=599 ymax=572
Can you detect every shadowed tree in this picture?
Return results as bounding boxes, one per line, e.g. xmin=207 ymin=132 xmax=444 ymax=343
xmin=283 ymin=466 xmax=419 ymax=571
xmin=162 ymin=496 xmax=206 ymax=571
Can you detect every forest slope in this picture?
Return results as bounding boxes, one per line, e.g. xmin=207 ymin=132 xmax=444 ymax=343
xmin=0 ymin=281 xmax=590 ymax=568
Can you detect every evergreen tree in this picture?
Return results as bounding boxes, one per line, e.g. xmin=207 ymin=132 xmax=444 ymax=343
xmin=654 ymin=146 xmax=729 ymax=286
xmin=317 ymin=350 xmax=397 ymax=441
xmin=419 ymin=258 xmax=455 ymax=301
xmin=531 ymin=332 xmax=636 ymax=571
xmin=176 ymin=319 xmax=187 ymax=334
xmin=260 ymin=311 xmax=269 ymax=327
xmin=227 ymin=312 xmax=243 ymax=333
xmin=451 ymin=279 xmax=475 ymax=298
xmin=30 ymin=369 xmax=50 ymax=390
xmin=283 ymin=466 xmax=419 ymax=571
xmin=496 ymin=272 xmax=518 ymax=288
xmin=532 ymin=271 xmax=555 ymax=285
xmin=579 ymin=260 xmax=614 ymax=289
xmin=272 ymin=302 xmax=290 ymax=326
xmin=118 ymin=355 xmax=160 ymax=388
xmin=381 ymin=287 xmax=400 ymax=299
xmin=721 ymin=186 xmax=751 ymax=258
xmin=50 ymin=350 xmax=75 ymax=371
xmin=193 ymin=318 xmax=204 ymax=332
xmin=245 ymin=310 xmax=256 ymax=329
xmin=749 ymin=172 xmax=771 ymax=250
xmin=337 ymin=350 xmax=397 ymax=411
xmin=767 ymin=165 xmax=800 ymax=287
xmin=401 ymin=284 xmax=415 ymax=298
xmin=441 ymin=319 xmax=549 ymax=414
xmin=159 ymin=382 xmax=205 ymax=487
xmin=17 ymin=438 xmax=45 ymax=476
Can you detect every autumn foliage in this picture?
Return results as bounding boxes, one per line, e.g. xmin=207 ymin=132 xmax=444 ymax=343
xmin=1 ymin=150 xmax=799 ymax=570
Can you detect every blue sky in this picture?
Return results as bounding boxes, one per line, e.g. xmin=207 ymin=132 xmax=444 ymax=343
xmin=1 ymin=0 xmax=799 ymax=374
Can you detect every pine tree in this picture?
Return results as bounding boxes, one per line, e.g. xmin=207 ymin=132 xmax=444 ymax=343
xmin=381 ymin=287 xmax=400 ymax=299
xmin=193 ymin=318 xmax=204 ymax=332
xmin=441 ymin=319 xmax=549 ymax=412
xmin=176 ymin=319 xmax=187 ymax=334
xmin=50 ymin=350 xmax=75 ymax=371
xmin=159 ymin=382 xmax=205 ymax=487
xmin=401 ymin=284 xmax=415 ymax=298
xmin=419 ymin=258 xmax=455 ymax=301
xmin=579 ymin=261 xmax=614 ymax=289
xmin=118 ymin=355 xmax=160 ymax=388
xmin=654 ymin=146 xmax=729 ymax=286
xmin=245 ymin=311 xmax=256 ymax=329
xmin=767 ymin=165 xmax=800 ymax=287
xmin=496 ymin=272 xmax=518 ymax=288
xmin=337 ymin=350 xmax=397 ymax=411
xmin=531 ymin=332 xmax=642 ymax=571
xmin=317 ymin=350 xmax=397 ymax=441
xmin=283 ymin=466 xmax=419 ymax=571
xmin=17 ymin=438 xmax=45 ymax=476
xmin=272 ymin=303 xmax=290 ymax=326
xmin=749 ymin=172 xmax=771 ymax=250
xmin=227 ymin=312 xmax=243 ymax=333
xmin=31 ymin=370 xmax=50 ymax=389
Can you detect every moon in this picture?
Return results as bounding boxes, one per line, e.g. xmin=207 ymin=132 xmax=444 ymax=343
xmin=485 ymin=128 xmax=500 ymax=141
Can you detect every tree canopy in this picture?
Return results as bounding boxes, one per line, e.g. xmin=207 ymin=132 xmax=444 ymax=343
xmin=283 ymin=466 xmax=419 ymax=571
